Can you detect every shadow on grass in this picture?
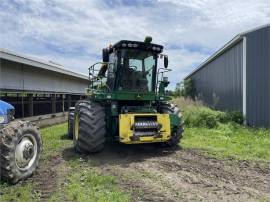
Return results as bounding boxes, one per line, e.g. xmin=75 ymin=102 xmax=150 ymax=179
xmin=60 ymin=133 xmax=72 ymax=140
xmin=62 ymin=140 xmax=182 ymax=167
xmin=0 ymin=176 xmax=27 ymax=187
xmin=0 ymin=180 xmax=9 ymax=187
xmin=60 ymin=133 xmax=75 ymax=140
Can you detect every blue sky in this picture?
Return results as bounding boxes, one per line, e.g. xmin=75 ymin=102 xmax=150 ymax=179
xmin=1 ymin=0 xmax=270 ymax=89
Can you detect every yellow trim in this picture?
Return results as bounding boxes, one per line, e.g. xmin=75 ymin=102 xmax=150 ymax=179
xmin=119 ymin=113 xmax=171 ymax=144
xmin=74 ymin=113 xmax=79 ymax=140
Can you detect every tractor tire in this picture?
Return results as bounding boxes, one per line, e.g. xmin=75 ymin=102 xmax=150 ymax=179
xmin=73 ymin=100 xmax=106 ymax=153
xmin=160 ymin=102 xmax=184 ymax=147
xmin=67 ymin=107 xmax=75 ymax=139
xmin=0 ymin=121 xmax=42 ymax=184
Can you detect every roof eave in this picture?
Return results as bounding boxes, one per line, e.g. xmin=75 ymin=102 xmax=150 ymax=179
xmin=0 ymin=48 xmax=88 ymax=80
xmin=184 ymin=34 xmax=243 ymax=80
xmin=184 ymin=23 xmax=270 ymax=80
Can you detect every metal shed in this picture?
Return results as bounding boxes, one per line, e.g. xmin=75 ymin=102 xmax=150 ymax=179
xmin=0 ymin=48 xmax=89 ymax=118
xmin=185 ymin=24 xmax=270 ymax=127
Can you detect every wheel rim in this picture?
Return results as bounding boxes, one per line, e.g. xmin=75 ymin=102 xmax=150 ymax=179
xmin=15 ymin=134 xmax=37 ymax=171
xmin=74 ymin=114 xmax=79 ymax=140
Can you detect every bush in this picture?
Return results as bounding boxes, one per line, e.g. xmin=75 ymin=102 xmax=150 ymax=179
xmin=183 ymin=106 xmax=244 ymax=129
xmin=173 ymin=98 xmax=244 ymax=129
xmin=217 ymin=111 xmax=244 ymax=125
xmin=227 ymin=111 xmax=244 ymax=125
xmin=184 ymin=107 xmax=220 ymax=128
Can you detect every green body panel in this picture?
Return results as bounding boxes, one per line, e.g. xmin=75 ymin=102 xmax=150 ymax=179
xmin=88 ymin=93 xmax=182 ymax=138
xmin=89 ymin=90 xmax=170 ymax=102
xmin=87 ymin=89 xmax=179 ymax=138
xmin=169 ymin=114 xmax=181 ymax=129
xmin=112 ymin=91 xmax=155 ymax=100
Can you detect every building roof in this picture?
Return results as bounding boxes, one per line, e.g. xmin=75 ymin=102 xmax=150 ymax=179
xmin=184 ymin=23 xmax=270 ymax=79
xmin=0 ymin=48 xmax=89 ymax=80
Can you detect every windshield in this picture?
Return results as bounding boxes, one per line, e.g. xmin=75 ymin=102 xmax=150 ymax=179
xmin=118 ymin=49 xmax=157 ymax=92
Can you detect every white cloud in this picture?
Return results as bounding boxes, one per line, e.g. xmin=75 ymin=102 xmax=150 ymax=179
xmin=1 ymin=0 xmax=270 ymax=89
xmin=165 ymin=48 xmax=209 ymax=88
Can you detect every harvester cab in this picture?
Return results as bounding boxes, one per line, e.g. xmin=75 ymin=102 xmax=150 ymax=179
xmin=89 ymin=36 xmax=170 ymax=96
xmin=69 ymin=37 xmax=183 ymax=153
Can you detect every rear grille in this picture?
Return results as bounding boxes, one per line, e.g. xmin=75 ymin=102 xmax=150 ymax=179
xmin=131 ymin=115 xmax=162 ymax=140
xmin=134 ymin=121 xmax=160 ymax=129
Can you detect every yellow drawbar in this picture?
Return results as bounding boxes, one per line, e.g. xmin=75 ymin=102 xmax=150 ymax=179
xmin=119 ymin=113 xmax=171 ymax=144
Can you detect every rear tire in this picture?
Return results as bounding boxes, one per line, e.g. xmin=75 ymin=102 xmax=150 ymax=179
xmin=160 ymin=102 xmax=184 ymax=147
xmin=0 ymin=121 xmax=42 ymax=184
xmin=73 ymin=100 xmax=106 ymax=153
xmin=67 ymin=107 xmax=75 ymax=139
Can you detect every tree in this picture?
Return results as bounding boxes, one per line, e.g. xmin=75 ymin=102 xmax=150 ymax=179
xmin=174 ymin=78 xmax=196 ymax=99
xmin=174 ymin=82 xmax=182 ymax=96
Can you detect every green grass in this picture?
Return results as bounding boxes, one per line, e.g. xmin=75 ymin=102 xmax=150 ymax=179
xmin=173 ymin=97 xmax=270 ymax=162
xmin=63 ymin=165 xmax=129 ymax=202
xmin=0 ymin=123 xmax=130 ymax=202
xmin=0 ymin=182 xmax=39 ymax=202
xmin=182 ymin=123 xmax=270 ymax=161
xmin=48 ymin=159 xmax=130 ymax=202
xmin=41 ymin=123 xmax=72 ymax=159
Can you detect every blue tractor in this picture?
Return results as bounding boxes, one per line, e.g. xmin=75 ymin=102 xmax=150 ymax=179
xmin=0 ymin=100 xmax=42 ymax=184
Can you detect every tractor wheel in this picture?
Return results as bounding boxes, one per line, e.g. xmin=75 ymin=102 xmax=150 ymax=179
xmin=160 ymin=102 xmax=184 ymax=147
xmin=67 ymin=107 xmax=75 ymax=139
xmin=73 ymin=100 xmax=106 ymax=153
xmin=0 ymin=121 xmax=42 ymax=184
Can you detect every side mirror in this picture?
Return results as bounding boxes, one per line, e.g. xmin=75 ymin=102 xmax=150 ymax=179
xmin=102 ymin=48 xmax=109 ymax=62
xmin=164 ymin=55 xmax=168 ymax=68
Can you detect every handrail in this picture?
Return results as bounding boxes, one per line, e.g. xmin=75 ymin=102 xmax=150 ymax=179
xmin=88 ymin=62 xmax=114 ymax=92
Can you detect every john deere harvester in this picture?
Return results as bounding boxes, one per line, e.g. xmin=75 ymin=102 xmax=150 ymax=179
xmin=68 ymin=37 xmax=183 ymax=153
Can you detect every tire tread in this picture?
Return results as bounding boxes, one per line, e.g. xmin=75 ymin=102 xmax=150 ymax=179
xmin=73 ymin=100 xmax=106 ymax=153
xmin=160 ymin=102 xmax=184 ymax=147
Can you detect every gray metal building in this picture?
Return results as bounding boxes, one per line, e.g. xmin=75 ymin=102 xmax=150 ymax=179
xmin=0 ymin=48 xmax=89 ymax=118
xmin=185 ymin=24 xmax=270 ymax=127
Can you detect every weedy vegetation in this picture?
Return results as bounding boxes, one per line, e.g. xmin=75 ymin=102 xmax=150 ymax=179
xmin=174 ymin=97 xmax=270 ymax=161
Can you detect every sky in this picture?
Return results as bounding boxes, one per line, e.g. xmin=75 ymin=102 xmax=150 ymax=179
xmin=1 ymin=0 xmax=270 ymax=90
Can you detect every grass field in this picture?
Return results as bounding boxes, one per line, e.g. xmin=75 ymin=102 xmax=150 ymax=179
xmin=182 ymin=125 xmax=270 ymax=161
xmin=1 ymin=98 xmax=270 ymax=201
xmin=174 ymin=97 xmax=270 ymax=161
xmin=0 ymin=123 xmax=130 ymax=202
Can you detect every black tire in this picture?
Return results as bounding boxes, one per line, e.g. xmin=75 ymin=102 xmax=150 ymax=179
xmin=67 ymin=107 xmax=75 ymax=139
xmin=73 ymin=100 xmax=106 ymax=153
xmin=0 ymin=121 xmax=42 ymax=184
xmin=160 ymin=102 xmax=184 ymax=147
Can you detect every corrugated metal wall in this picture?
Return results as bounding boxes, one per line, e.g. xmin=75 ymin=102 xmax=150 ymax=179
xmin=190 ymin=41 xmax=243 ymax=112
xmin=245 ymin=27 xmax=270 ymax=127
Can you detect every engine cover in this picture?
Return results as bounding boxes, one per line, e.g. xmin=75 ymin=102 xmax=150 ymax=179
xmin=119 ymin=113 xmax=171 ymax=144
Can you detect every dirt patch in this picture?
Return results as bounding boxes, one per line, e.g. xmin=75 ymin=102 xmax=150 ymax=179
xmin=30 ymin=155 xmax=69 ymax=201
xmin=63 ymin=142 xmax=270 ymax=202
